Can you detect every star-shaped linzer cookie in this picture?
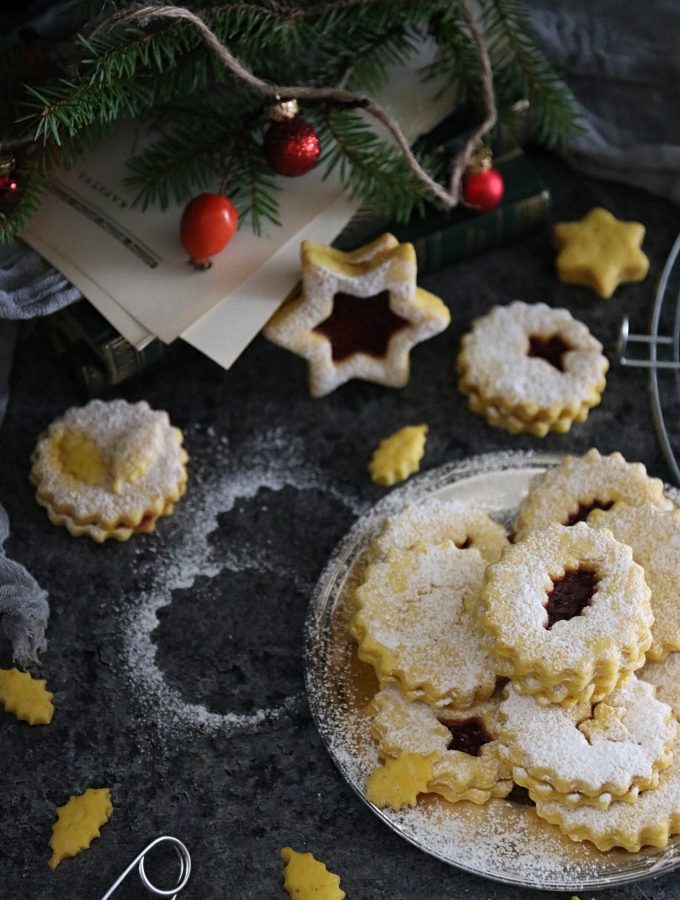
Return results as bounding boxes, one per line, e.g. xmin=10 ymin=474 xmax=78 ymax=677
xmin=553 ymin=207 xmax=649 ymax=299
xmin=264 ymin=234 xmax=450 ymax=397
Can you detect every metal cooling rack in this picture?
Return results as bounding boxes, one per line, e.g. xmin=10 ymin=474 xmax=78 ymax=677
xmin=618 ymin=235 xmax=680 ymax=484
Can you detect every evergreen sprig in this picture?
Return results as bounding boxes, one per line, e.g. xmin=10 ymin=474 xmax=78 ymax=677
xmin=0 ymin=0 xmax=580 ymax=245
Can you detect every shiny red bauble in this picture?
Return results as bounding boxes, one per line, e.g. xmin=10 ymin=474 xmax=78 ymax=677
xmin=180 ymin=193 xmax=238 ymax=269
xmin=263 ymin=115 xmax=320 ymax=177
xmin=461 ymin=166 xmax=505 ymax=211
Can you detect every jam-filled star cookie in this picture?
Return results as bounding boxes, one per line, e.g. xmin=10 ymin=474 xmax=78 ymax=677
xmin=31 ymin=399 xmax=188 ymax=542
xmin=351 ymin=542 xmax=496 ymax=709
xmin=481 ymin=522 xmax=653 ymax=706
xmin=514 ymin=448 xmax=672 ymax=541
xmin=264 ymin=234 xmax=450 ymax=397
xmin=553 ymin=207 xmax=649 ymax=299
xmin=372 ymin=684 xmax=512 ymax=805
xmin=499 ymin=677 xmax=675 ymax=809
xmin=457 ymin=302 xmax=608 ymax=437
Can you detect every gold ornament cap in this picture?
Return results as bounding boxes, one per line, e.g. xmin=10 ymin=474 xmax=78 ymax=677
xmin=465 ymin=147 xmax=493 ymax=174
xmin=266 ymin=99 xmax=299 ymax=122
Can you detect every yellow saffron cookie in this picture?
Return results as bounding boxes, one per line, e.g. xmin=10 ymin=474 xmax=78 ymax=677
xmin=514 ymin=448 xmax=672 ymax=542
xmin=499 ymin=677 xmax=675 ymax=808
xmin=0 ymin=667 xmax=54 ymax=725
xmin=368 ymin=425 xmax=428 ymax=486
xmin=49 ymin=787 xmax=113 ymax=869
xmin=351 ymin=542 xmax=496 ymax=709
xmin=264 ymin=234 xmax=450 ymax=397
xmin=553 ymin=207 xmax=649 ymax=299
xmin=372 ymin=684 xmax=512 ymax=805
xmin=589 ymin=502 xmax=680 ymax=661
xmin=280 ymin=847 xmax=345 ymax=900
xmin=365 ymin=751 xmax=440 ymax=810
xmin=370 ymin=497 xmax=508 ymax=564
xmin=534 ymin=733 xmax=680 ymax=852
xmin=31 ymin=399 xmax=188 ymax=542
xmin=481 ymin=522 xmax=653 ymax=706
xmin=641 ymin=653 xmax=680 ymax=722
xmin=457 ymin=302 xmax=608 ymax=436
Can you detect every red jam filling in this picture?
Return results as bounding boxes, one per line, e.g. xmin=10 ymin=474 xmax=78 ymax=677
xmin=527 ymin=334 xmax=572 ymax=372
xmin=545 ymin=567 xmax=598 ymax=629
xmin=564 ymin=499 xmax=614 ymax=527
xmin=313 ymin=290 xmax=408 ymax=362
xmin=439 ymin=716 xmax=492 ymax=757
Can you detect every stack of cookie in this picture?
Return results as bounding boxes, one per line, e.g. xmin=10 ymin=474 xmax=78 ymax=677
xmin=351 ymin=449 xmax=680 ymax=854
xmin=457 ymin=302 xmax=609 ymax=437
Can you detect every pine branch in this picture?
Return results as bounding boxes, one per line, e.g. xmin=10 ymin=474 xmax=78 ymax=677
xmin=0 ymin=165 xmax=46 ymax=244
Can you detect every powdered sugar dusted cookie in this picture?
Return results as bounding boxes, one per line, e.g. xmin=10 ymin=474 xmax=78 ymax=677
xmin=589 ymin=502 xmax=680 ymax=660
xmin=370 ymin=497 xmax=508 ymax=564
xmin=457 ymin=302 xmax=608 ymax=436
xmin=499 ymin=677 xmax=675 ymax=808
xmin=372 ymin=684 xmax=512 ymax=804
xmin=264 ymin=234 xmax=450 ymax=397
xmin=31 ymin=399 xmax=188 ymax=542
xmin=535 ymin=732 xmax=680 ymax=852
xmin=351 ymin=542 xmax=496 ymax=709
xmin=514 ymin=448 xmax=671 ymax=541
xmin=641 ymin=653 xmax=680 ymax=721
xmin=481 ymin=523 xmax=653 ymax=706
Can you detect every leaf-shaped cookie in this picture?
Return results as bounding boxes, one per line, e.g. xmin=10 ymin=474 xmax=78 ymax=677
xmin=368 ymin=425 xmax=428 ymax=486
xmin=0 ymin=667 xmax=54 ymax=725
xmin=280 ymin=847 xmax=345 ymax=900
xmin=365 ymin=751 xmax=440 ymax=810
xmin=49 ymin=788 xmax=113 ymax=870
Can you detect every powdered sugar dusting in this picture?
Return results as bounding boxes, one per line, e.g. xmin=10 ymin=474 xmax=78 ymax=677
xmin=122 ymin=425 xmax=365 ymax=738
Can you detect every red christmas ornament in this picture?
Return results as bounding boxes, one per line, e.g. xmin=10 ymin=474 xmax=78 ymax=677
xmin=461 ymin=148 xmax=504 ymax=212
xmin=180 ymin=193 xmax=238 ymax=270
xmin=0 ymin=156 xmax=18 ymax=201
xmin=263 ymin=100 xmax=320 ymax=178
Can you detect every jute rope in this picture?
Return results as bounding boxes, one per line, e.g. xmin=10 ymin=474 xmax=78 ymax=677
xmin=96 ymin=2 xmax=498 ymax=208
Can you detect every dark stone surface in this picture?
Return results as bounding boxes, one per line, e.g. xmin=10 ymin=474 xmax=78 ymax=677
xmin=1 ymin=152 xmax=679 ymax=899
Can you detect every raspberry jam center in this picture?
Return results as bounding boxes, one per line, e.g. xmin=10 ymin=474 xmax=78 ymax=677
xmin=564 ymin=499 xmax=614 ymax=526
xmin=439 ymin=716 xmax=492 ymax=756
xmin=545 ymin=567 xmax=598 ymax=629
xmin=527 ymin=334 xmax=572 ymax=371
xmin=313 ymin=290 xmax=408 ymax=362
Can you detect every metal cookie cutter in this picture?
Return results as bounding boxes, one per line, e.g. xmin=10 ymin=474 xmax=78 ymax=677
xmin=618 ymin=234 xmax=680 ymax=484
xmin=100 ymin=835 xmax=191 ymax=899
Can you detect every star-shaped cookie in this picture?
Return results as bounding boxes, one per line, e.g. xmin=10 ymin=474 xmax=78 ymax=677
xmin=553 ymin=207 xmax=649 ymax=299
xmin=264 ymin=233 xmax=450 ymax=397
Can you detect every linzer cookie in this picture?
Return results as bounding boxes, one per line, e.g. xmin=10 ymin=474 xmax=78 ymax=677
xmin=589 ymin=502 xmax=680 ymax=660
xmin=499 ymin=678 xmax=675 ymax=808
xmin=370 ymin=497 xmax=508 ymax=564
xmin=351 ymin=542 xmax=496 ymax=709
xmin=553 ymin=207 xmax=649 ymax=299
xmin=457 ymin=302 xmax=608 ymax=437
xmin=263 ymin=234 xmax=450 ymax=397
xmin=372 ymin=684 xmax=512 ymax=805
xmin=534 ymin=733 xmax=680 ymax=852
xmin=514 ymin=448 xmax=672 ymax=541
xmin=31 ymin=399 xmax=188 ymax=542
xmin=641 ymin=653 xmax=680 ymax=721
xmin=481 ymin=522 xmax=653 ymax=706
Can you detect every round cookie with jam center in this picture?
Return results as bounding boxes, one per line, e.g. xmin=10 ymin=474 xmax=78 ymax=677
xmin=481 ymin=522 xmax=653 ymax=706
xmin=371 ymin=684 xmax=512 ymax=805
xmin=457 ymin=301 xmax=608 ymax=436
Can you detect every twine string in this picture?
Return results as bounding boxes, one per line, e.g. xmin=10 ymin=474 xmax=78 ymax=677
xmin=95 ymin=2 xmax=498 ymax=208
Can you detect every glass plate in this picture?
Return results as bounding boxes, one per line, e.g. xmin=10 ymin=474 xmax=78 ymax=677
xmin=304 ymin=450 xmax=680 ymax=892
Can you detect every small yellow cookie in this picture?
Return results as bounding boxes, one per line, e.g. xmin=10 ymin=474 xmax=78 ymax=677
xmin=31 ymin=399 xmax=188 ymax=542
xmin=264 ymin=234 xmax=450 ymax=397
xmin=372 ymin=685 xmax=512 ymax=805
xmin=368 ymin=425 xmax=428 ymax=486
xmin=280 ymin=847 xmax=345 ymax=900
xmin=49 ymin=788 xmax=113 ymax=869
xmin=365 ymin=751 xmax=440 ymax=810
xmin=0 ymin=667 xmax=54 ymax=725
xmin=351 ymin=542 xmax=496 ymax=709
xmin=553 ymin=207 xmax=649 ymax=298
